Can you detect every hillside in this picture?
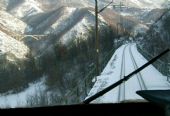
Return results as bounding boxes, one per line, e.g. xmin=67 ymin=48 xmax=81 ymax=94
xmin=0 ymin=1 xmax=117 ymax=107
xmin=138 ymin=9 xmax=170 ymax=56
xmin=136 ymin=9 xmax=170 ymax=76
xmin=0 ymin=10 xmax=27 ymax=35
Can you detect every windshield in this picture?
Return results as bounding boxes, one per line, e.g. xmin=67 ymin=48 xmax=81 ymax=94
xmin=0 ymin=0 xmax=170 ymax=108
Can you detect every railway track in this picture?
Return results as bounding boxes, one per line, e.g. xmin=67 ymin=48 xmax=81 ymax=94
xmin=85 ymin=43 xmax=169 ymax=104
xmin=129 ymin=44 xmax=147 ymax=90
xmin=118 ymin=45 xmax=128 ymax=102
xmin=118 ymin=44 xmax=147 ymax=103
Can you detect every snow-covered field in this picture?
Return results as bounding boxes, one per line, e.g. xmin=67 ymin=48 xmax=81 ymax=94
xmin=86 ymin=43 xmax=170 ymax=103
xmin=0 ymin=77 xmax=46 ymax=108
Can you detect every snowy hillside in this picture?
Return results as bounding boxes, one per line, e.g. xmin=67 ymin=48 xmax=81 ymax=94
xmin=9 ymin=0 xmax=43 ymax=19
xmin=0 ymin=77 xmax=46 ymax=108
xmin=0 ymin=10 xmax=27 ymax=34
xmin=112 ymin=0 xmax=169 ymax=9
xmin=162 ymin=0 xmax=170 ymax=8
xmin=0 ymin=0 xmax=170 ymax=108
xmin=44 ymin=7 xmax=106 ymax=45
xmin=44 ymin=7 xmax=77 ymax=35
xmin=0 ymin=30 xmax=29 ymax=59
xmin=138 ymin=9 xmax=170 ymax=67
xmin=153 ymin=10 xmax=170 ymax=37
xmin=129 ymin=0 xmax=167 ymax=9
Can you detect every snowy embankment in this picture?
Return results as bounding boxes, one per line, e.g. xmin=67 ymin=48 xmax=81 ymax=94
xmin=0 ymin=77 xmax=46 ymax=108
xmin=130 ymin=44 xmax=170 ymax=89
xmin=86 ymin=43 xmax=170 ymax=103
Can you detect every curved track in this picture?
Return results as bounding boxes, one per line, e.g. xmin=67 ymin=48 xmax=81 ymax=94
xmin=118 ymin=45 xmax=128 ymax=102
xmin=118 ymin=44 xmax=147 ymax=102
xmin=86 ymin=43 xmax=170 ymax=103
xmin=129 ymin=44 xmax=147 ymax=90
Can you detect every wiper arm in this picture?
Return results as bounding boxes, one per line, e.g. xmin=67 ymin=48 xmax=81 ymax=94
xmin=83 ymin=49 xmax=170 ymax=104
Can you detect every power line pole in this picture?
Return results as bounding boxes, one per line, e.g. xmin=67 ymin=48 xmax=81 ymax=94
xmin=95 ymin=0 xmax=100 ymax=77
xmin=94 ymin=0 xmax=113 ymax=78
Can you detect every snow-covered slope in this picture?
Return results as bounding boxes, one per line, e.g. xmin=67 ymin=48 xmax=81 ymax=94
xmin=0 ymin=10 xmax=27 ymax=34
xmin=0 ymin=30 xmax=29 ymax=59
xmin=9 ymin=0 xmax=43 ymax=19
xmin=162 ymin=0 xmax=170 ymax=8
xmin=0 ymin=77 xmax=46 ymax=108
xmin=58 ymin=12 xmax=95 ymax=44
xmin=128 ymin=0 xmax=166 ymax=9
xmin=38 ymin=0 xmax=169 ymax=9
xmin=44 ymin=7 xmax=106 ymax=45
xmin=0 ymin=0 xmax=8 ymax=10
xmin=37 ymin=0 xmax=91 ymax=11
xmin=140 ymin=9 xmax=170 ymax=43
xmin=113 ymin=0 xmax=169 ymax=9
xmin=25 ymin=7 xmax=108 ymax=58
xmin=138 ymin=9 xmax=170 ymax=65
xmin=44 ymin=7 xmax=77 ymax=35
xmin=153 ymin=10 xmax=170 ymax=35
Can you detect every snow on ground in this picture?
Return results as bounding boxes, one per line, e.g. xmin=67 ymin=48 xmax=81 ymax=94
xmin=44 ymin=7 xmax=77 ymax=35
xmin=131 ymin=44 xmax=170 ymax=90
xmin=86 ymin=43 xmax=170 ymax=103
xmin=0 ymin=0 xmax=8 ymax=10
xmin=120 ymin=12 xmax=132 ymax=17
xmin=45 ymin=7 xmax=106 ymax=45
xmin=60 ymin=17 xmax=91 ymax=44
xmin=0 ymin=31 xmax=29 ymax=59
xmin=86 ymin=45 xmax=126 ymax=103
xmin=111 ymin=0 xmax=168 ymax=9
xmin=10 ymin=0 xmax=43 ymax=18
xmin=0 ymin=76 xmax=47 ymax=108
xmin=0 ymin=10 xmax=27 ymax=34
xmin=128 ymin=0 xmax=167 ymax=9
xmin=60 ymin=12 xmax=96 ymax=45
xmin=123 ymin=44 xmax=144 ymax=101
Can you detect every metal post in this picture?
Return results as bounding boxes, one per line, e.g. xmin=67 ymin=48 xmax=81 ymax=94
xmin=95 ymin=0 xmax=100 ymax=77
xmin=93 ymin=0 xmax=114 ymax=78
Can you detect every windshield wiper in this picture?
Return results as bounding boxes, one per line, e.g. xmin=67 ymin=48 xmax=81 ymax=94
xmin=83 ymin=49 xmax=170 ymax=104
